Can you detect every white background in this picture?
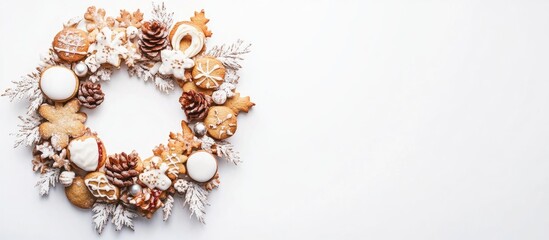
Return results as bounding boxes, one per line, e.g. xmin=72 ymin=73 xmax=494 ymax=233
xmin=1 ymin=0 xmax=549 ymax=239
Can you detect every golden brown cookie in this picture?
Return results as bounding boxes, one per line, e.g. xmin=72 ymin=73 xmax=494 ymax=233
xmin=182 ymin=81 xmax=214 ymax=95
xmin=192 ymin=57 xmax=226 ymax=89
xmin=146 ymin=144 xmax=187 ymax=180
xmin=169 ymin=21 xmax=205 ymax=58
xmin=39 ymin=66 xmax=79 ymax=102
xmin=38 ymin=99 xmax=87 ymax=150
xmin=52 ymin=28 xmax=90 ymax=62
xmin=68 ymin=135 xmax=107 ymax=173
xmin=65 ymin=176 xmax=96 ymax=209
xmin=84 ymin=172 xmax=120 ymax=203
xmin=223 ymin=92 xmax=255 ymax=115
xmin=204 ymin=106 xmax=237 ymax=140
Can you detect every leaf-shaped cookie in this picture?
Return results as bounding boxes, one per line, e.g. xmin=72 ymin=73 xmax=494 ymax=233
xmin=190 ymin=10 xmax=212 ymax=37
xmin=223 ymin=92 xmax=255 ymax=115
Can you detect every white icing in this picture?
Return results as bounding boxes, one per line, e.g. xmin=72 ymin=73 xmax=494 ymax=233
xmin=85 ymin=174 xmax=117 ymax=201
xmin=194 ymin=60 xmax=223 ymax=88
xmin=40 ymin=66 xmax=78 ymax=101
xmin=54 ymin=30 xmax=87 ymax=56
xmin=158 ymin=50 xmax=195 ymax=79
xmin=171 ymin=23 xmax=205 ymax=58
xmin=186 ymin=151 xmax=217 ymax=182
xmin=68 ymin=138 xmax=99 ymax=172
xmin=139 ymin=163 xmax=172 ymax=190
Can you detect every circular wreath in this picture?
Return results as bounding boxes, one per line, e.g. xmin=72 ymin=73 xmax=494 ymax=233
xmin=2 ymin=3 xmax=254 ymax=233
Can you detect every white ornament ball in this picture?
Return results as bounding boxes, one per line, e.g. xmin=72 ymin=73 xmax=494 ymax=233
xmin=126 ymin=26 xmax=139 ymax=39
xmin=129 ymin=184 xmax=143 ymax=196
xmin=73 ymin=62 xmax=88 ymax=77
xmin=39 ymin=66 xmax=79 ymax=102
xmin=59 ymin=171 xmax=76 ymax=187
xmin=186 ymin=151 xmax=218 ymax=183
xmin=193 ymin=122 xmax=207 ymax=137
xmin=212 ymin=90 xmax=227 ymax=105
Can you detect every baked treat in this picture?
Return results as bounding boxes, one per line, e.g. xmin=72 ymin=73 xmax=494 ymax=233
xmin=204 ymin=106 xmax=237 ymax=140
xmin=38 ymin=99 xmax=87 ymax=150
xmin=52 ymin=27 xmax=90 ymax=62
xmin=139 ymin=157 xmax=172 ymax=191
xmin=182 ymin=81 xmax=214 ymax=95
xmin=223 ymin=92 xmax=255 ymax=115
xmin=169 ymin=22 xmax=205 ymax=58
xmin=186 ymin=151 xmax=218 ymax=182
xmin=65 ymin=176 xmax=96 ymax=209
xmin=84 ymin=172 xmax=120 ymax=203
xmin=67 ymin=135 xmax=106 ymax=172
xmin=39 ymin=66 xmax=79 ymax=102
xmin=169 ymin=121 xmax=201 ymax=155
xmin=147 ymin=144 xmax=188 ymax=179
xmin=192 ymin=57 xmax=226 ymax=89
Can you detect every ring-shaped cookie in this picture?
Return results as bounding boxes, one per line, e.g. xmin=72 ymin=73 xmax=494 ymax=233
xmin=170 ymin=23 xmax=205 ymax=58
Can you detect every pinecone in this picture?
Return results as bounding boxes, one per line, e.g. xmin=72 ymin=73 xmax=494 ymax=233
xmin=180 ymin=90 xmax=212 ymax=121
xmin=129 ymin=188 xmax=164 ymax=219
xmin=78 ymin=82 xmax=105 ymax=109
xmin=139 ymin=20 xmax=169 ymax=60
xmin=105 ymin=151 xmax=140 ymax=187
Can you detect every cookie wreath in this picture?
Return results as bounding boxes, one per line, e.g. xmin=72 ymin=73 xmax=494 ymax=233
xmin=2 ymin=3 xmax=254 ymax=233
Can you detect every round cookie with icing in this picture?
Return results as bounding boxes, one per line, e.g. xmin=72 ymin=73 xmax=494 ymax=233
xmin=204 ymin=106 xmax=238 ymax=140
xmin=68 ymin=135 xmax=107 ymax=172
xmin=169 ymin=22 xmax=205 ymax=58
xmin=39 ymin=66 xmax=79 ymax=102
xmin=186 ymin=151 xmax=218 ymax=183
xmin=52 ymin=27 xmax=90 ymax=62
xmin=192 ymin=57 xmax=226 ymax=89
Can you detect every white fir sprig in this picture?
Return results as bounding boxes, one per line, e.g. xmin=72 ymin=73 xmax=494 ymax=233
xmin=151 ymin=2 xmax=174 ymax=29
xmin=92 ymin=203 xmax=116 ymax=234
xmin=154 ymin=76 xmax=175 ymax=94
xmin=207 ymin=39 xmax=251 ymax=71
xmin=88 ymin=67 xmax=114 ymax=83
xmin=163 ymin=195 xmax=175 ymax=221
xmin=2 ymin=72 xmax=44 ymax=114
xmin=13 ymin=113 xmax=42 ymax=148
xmin=216 ymin=140 xmax=241 ymax=165
xmin=35 ymin=168 xmax=60 ymax=196
xmin=174 ymin=179 xmax=209 ymax=223
xmin=112 ymin=204 xmax=136 ymax=231
xmin=128 ymin=61 xmax=174 ymax=93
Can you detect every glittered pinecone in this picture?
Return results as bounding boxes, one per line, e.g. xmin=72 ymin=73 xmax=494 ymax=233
xmin=105 ymin=151 xmax=140 ymax=187
xmin=139 ymin=20 xmax=169 ymax=60
xmin=129 ymin=188 xmax=164 ymax=219
xmin=78 ymin=82 xmax=105 ymax=109
xmin=180 ymin=90 xmax=212 ymax=121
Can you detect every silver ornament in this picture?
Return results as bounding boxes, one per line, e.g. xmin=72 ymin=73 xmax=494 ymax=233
xmin=212 ymin=90 xmax=227 ymax=105
xmin=129 ymin=184 xmax=143 ymax=196
xmin=73 ymin=62 xmax=88 ymax=77
xmin=193 ymin=122 xmax=207 ymax=137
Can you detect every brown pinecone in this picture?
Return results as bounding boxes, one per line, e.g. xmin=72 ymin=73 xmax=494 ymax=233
xmin=180 ymin=90 xmax=212 ymax=121
xmin=78 ymin=82 xmax=105 ymax=109
xmin=139 ymin=20 xmax=168 ymax=60
xmin=105 ymin=151 xmax=140 ymax=187
xmin=129 ymin=188 xmax=164 ymax=219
